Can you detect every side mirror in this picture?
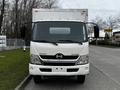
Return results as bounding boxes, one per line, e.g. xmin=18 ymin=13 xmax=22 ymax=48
xmin=94 ymin=25 xmax=99 ymax=38
xmin=20 ymin=26 xmax=26 ymax=39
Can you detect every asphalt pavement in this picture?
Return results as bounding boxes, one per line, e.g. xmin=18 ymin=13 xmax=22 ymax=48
xmin=90 ymin=45 xmax=120 ymax=85
xmin=23 ymin=45 xmax=120 ymax=90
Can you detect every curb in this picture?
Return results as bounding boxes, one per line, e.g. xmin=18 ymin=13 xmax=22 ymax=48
xmin=14 ymin=75 xmax=32 ymax=90
xmin=91 ymin=62 xmax=120 ymax=87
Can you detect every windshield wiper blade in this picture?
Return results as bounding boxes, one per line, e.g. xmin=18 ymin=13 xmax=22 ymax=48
xmin=33 ymin=40 xmax=58 ymax=46
xmin=59 ymin=40 xmax=82 ymax=45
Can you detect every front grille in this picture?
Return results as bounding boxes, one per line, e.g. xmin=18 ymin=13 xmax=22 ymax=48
xmin=40 ymin=55 xmax=78 ymax=59
xmin=43 ymin=62 xmax=76 ymax=66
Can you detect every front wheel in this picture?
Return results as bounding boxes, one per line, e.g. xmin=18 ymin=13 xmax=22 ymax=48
xmin=33 ymin=76 xmax=42 ymax=84
xmin=77 ymin=75 xmax=86 ymax=84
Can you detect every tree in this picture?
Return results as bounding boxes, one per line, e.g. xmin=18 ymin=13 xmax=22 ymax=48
xmin=0 ymin=0 xmax=58 ymax=38
xmin=0 ymin=0 xmax=5 ymax=34
xmin=106 ymin=16 xmax=117 ymax=29
xmin=41 ymin=0 xmax=58 ymax=8
xmin=9 ymin=0 xmax=58 ymax=45
xmin=91 ymin=16 xmax=108 ymax=30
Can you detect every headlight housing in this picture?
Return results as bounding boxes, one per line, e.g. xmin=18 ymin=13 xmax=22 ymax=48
xmin=76 ymin=55 xmax=89 ymax=65
xmin=30 ymin=54 xmax=42 ymax=65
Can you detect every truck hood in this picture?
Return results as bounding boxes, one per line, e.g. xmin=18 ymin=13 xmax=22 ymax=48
xmin=30 ymin=41 xmax=89 ymax=56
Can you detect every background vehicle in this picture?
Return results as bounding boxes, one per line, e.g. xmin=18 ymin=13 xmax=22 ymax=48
xmin=29 ymin=9 xmax=89 ymax=84
xmin=113 ymin=31 xmax=120 ymax=42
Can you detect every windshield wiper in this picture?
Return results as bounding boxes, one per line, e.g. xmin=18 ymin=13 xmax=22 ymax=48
xmin=33 ymin=40 xmax=58 ymax=46
xmin=59 ymin=40 xmax=82 ymax=45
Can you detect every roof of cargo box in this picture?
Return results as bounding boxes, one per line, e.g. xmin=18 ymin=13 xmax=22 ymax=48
xmin=32 ymin=9 xmax=88 ymax=22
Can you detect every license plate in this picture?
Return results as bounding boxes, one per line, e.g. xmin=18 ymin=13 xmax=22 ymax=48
xmin=52 ymin=67 xmax=66 ymax=72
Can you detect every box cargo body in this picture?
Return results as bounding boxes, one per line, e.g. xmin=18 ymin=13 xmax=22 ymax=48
xmin=32 ymin=9 xmax=88 ymax=22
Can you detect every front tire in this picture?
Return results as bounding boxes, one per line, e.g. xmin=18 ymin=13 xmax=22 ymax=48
xmin=77 ymin=75 xmax=85 ymax=84
xmin=33 ymin=76 xmax=42 ymax=84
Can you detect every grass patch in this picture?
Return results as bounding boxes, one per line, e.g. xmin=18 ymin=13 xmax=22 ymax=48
xmin=0 ymin=49 xmax=29 ymax=90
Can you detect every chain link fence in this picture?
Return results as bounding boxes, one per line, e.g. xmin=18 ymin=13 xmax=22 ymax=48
xmin=7 ymin=39 xmax=25 ymax=47
xmin=0 ymin=39 xmax=27 ymax=51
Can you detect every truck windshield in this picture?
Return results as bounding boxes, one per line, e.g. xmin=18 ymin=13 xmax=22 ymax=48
xmin=32 ymin=21 xmax=88 ymax=43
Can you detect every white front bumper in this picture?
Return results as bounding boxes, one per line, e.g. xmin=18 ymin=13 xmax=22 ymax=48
xmin=29 ymin=63 xmax=89 ymax=76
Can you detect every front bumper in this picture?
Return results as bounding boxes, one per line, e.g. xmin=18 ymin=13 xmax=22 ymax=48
xmin=29 ymin=63 xmax=89 ymax=76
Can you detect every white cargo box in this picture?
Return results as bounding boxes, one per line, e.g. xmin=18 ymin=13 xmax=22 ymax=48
xmin=32 ymin=9 xmax=88 ymax=22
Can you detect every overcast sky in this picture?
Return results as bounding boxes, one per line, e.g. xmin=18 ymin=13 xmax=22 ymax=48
xmin=58 ymin=0 xmax=120 ymax=21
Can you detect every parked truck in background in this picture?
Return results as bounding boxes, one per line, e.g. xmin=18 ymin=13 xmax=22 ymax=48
xmin=29 ymin=9 xmax=89 ymax=84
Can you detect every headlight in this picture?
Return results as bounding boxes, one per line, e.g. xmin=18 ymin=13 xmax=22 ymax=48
xmin=30 ymin=54 xmax=42 ymax=65
xmin=76 ymin=55 xmax=89 ymax=65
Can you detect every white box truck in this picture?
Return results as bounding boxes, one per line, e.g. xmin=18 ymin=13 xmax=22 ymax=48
xmin=29 ymin=9 xmax=89 ymax=83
